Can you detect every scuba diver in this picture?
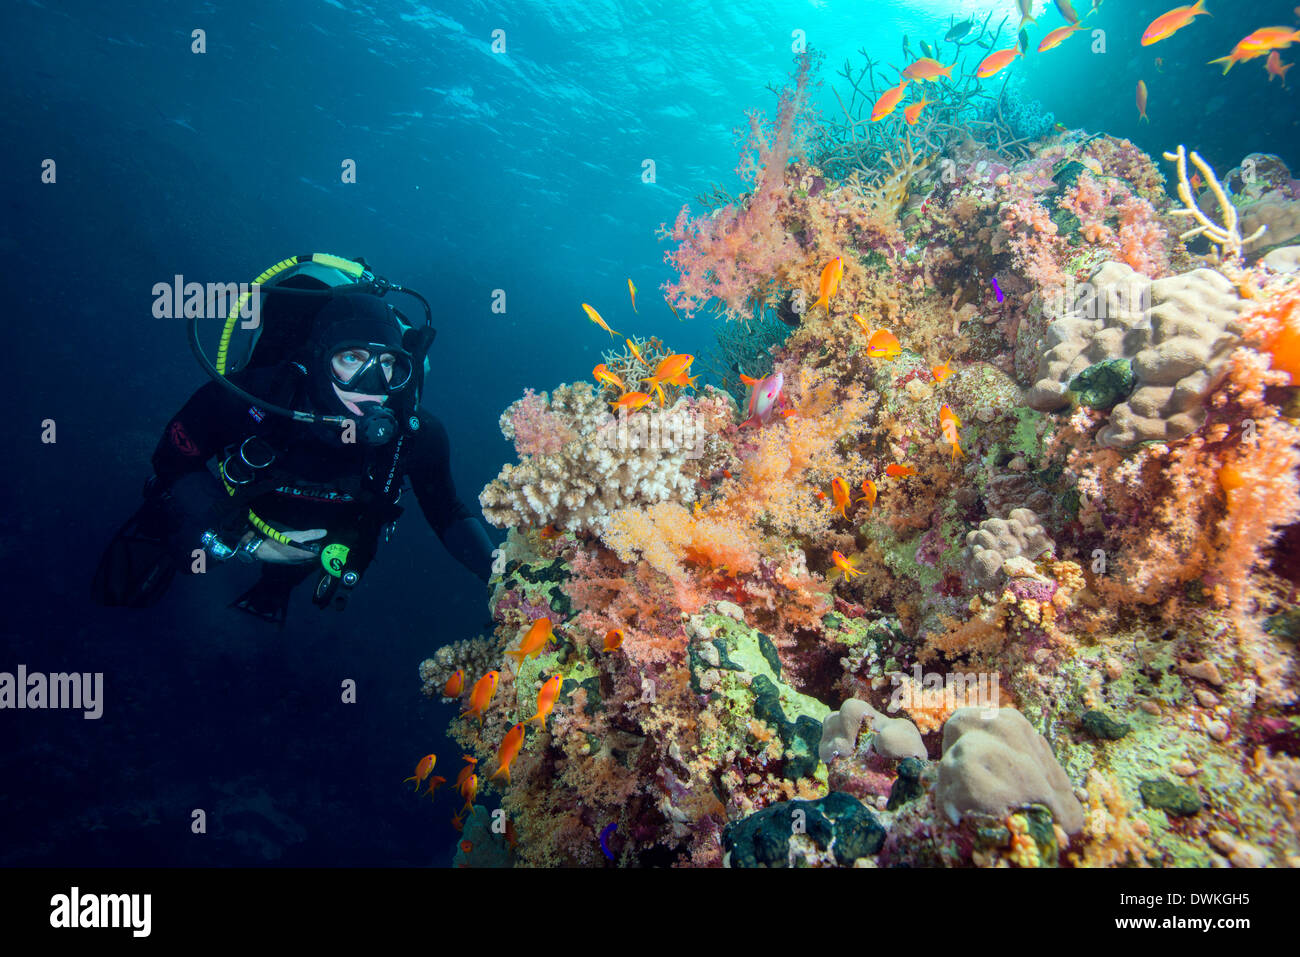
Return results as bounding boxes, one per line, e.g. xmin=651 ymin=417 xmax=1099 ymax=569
xmin=92 ymin=254 xmax=495 ymax=624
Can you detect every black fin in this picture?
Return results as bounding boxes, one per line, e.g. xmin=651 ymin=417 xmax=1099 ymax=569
xmin=91 ymin=499 xmax=180 ymax=607
xmin=229 ymin=565 xmax=312 ymax=626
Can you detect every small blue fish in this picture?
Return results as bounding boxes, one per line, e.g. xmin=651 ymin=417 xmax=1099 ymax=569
xmin=992 ymin=278 xmax=1004 ymax=304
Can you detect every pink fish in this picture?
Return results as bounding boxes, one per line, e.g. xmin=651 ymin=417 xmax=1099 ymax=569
xmin=740 ymin=371 xmax=785 ymax=428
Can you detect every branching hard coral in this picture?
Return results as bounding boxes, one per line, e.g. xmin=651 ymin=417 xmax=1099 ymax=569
xmin=1164 ymin=146 xmax=1267 ymax=264
xmin=481 ymin=383 xmax=725 ymax=533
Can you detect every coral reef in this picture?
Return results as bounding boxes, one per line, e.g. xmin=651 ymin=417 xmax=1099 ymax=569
xmin=418 ymin=56 xmax=1300 ymax=869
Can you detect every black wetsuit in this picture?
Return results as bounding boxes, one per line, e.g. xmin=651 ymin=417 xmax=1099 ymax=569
xmin=95 ymin=363 xmax=494 ymax=616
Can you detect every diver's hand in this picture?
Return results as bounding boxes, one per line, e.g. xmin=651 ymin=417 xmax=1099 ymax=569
xmin=239 ymin=529 xmax=327 ymax=564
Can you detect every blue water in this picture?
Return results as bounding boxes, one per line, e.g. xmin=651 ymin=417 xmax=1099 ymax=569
xmin=2 ymin=0 xmax=1297 ymax=865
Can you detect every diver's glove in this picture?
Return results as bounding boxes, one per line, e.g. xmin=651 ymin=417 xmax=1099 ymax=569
xmin=440 ymin=516 xmax=495 ymax=583
xmin=162 ymin=470 xmax=237 ymax=569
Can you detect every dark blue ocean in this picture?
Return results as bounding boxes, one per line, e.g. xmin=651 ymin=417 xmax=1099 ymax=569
xmin=2 ymin=0 xmax=1297 ymax=866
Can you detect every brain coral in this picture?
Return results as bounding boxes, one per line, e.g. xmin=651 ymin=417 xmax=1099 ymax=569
xmin=935 ymin=706 xmax=1084 ymax=834
xmin=1026 ymin=261 xmax=1245 ymax=448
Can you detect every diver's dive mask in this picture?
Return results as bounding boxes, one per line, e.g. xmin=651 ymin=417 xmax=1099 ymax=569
xmin=328 ymin=341 xmax=416 ymax=396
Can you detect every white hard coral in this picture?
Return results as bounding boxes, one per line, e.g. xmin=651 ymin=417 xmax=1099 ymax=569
xmin=479 ymin=382 xmax=721 ymax=533
xmin=1026 ymin=261 xmax=1246 ymax=448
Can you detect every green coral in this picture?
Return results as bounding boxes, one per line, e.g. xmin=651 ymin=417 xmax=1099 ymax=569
xmin=1067 ymin=358 xmax=1136 ymax=411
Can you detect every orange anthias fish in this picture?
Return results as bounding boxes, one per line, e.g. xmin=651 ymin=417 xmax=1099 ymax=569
xmin=886 ymin=463 xmax=917 ymax=478
xmin=593 ymin=363 xmax=626 ymax=393
xmin=901 ymin=58 xmax=953 ymax=83
xmin=508 ymin=618 xmax=554 ymax=664
xmin=939 ymin=404 xmax=965 ymax=459
xmin=581 ymin=302 xmax=619 ymax=338
xmin=530 ymin=674 xmax=563 ymax=727
xmin=1142 ymin=1 xmax=1209 ymax=46
xmin=455 ymin=755 xmax=478 ymax=790
xmin=602 ymin=628 xmax=624 ymax=651
xmin=1267 ymin=51 xmax=1294 ymax=85
xmin=850 ymin=313 xmax=872 ymax=336
xmin=931 ymin=359 xmax=954 ymax=383
xmin=643 ymin=354 xmax=696 ymax=402
xmin=867 ymin=329 xmax=902 ymax=359
xmin=462 ymin=671 xmax=500 ymax=724
xmin=977 ymin=48 xmax=1023 ymax=79
xmin=1137 ymin=80 xmax=1150 ymax=123
xmin=660 ymin=369 xmax=699 ymax=391
xmin=492 ymin=723 xmax=526 ymax=784
xmin=403 ymin=753 xmax=437 ymax=791
xmin=424 ymin=776 xmax=446 ymax=801
xmin=627 ymin=278 xmax=638 ymax=313
xmin=812 ymin=257 xmax=843 ymax=310
xmin=1210 ymin=28 xmax=1300 ymax=73
xmin=442 ymin=669 xmax=464 ymax=698
xmin=626 ymin=338 xmax=646 ymax=364
xmin=459 ymin=772 xmax=479 ymax=813
xmin=904 ymin=97 xmax=930 ymax=126
xmin=610 ymin=391 xmax=652 ymax=413
xmin=1038 ymin=24 xmax=1083 ymax=53
xmin=830 ymin=476 xmax=852 ymax=519
xmin=830 ymin=550 xmax=864 ymax=580
xmin=539 ymin=524 xmax=561 ymax=540
xmin=870 ymin=79 xmax=910 ymax=121
xmin=857 ymin=479 xmax=878 ymax=510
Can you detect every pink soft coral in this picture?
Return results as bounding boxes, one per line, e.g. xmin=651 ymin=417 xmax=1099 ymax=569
xmin=660 ymin=54 xmax=818 ymax=319
xmin=1000 ymin=197 xmax=1066 ymax=293
xmin=1115 ymin=195 xmax=1170 ymax=278
xmin=502 ymin=388 xmax=575 ymax=457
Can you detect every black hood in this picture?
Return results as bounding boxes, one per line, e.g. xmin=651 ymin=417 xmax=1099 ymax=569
xmin=301 ymin=293 xmax=407 ymax=418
